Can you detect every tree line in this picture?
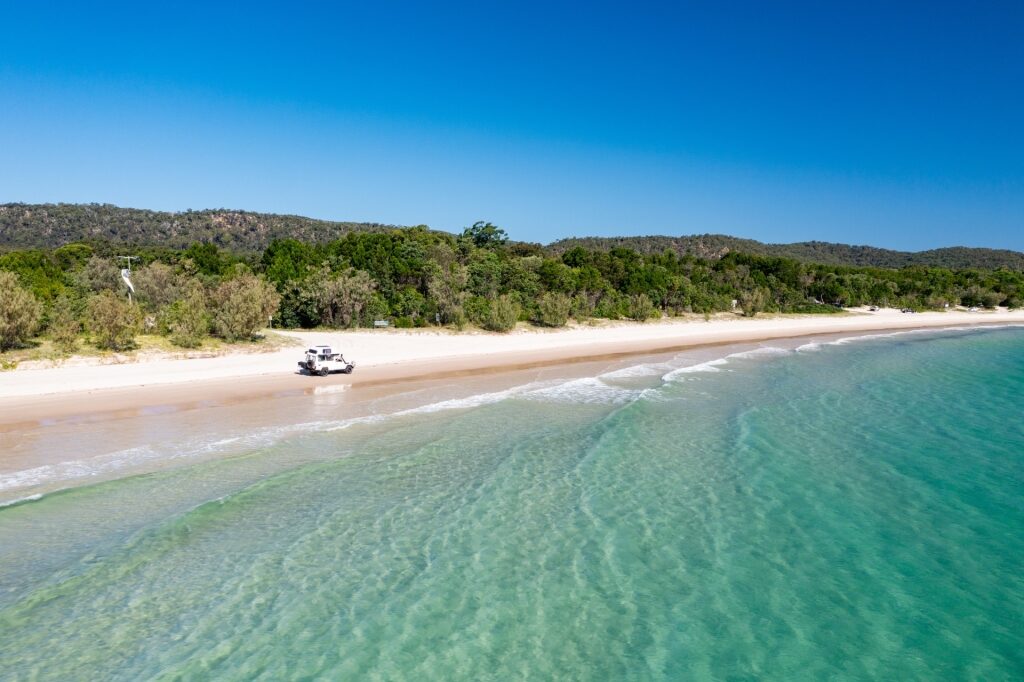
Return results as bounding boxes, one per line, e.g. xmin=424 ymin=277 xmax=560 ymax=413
xmin=1 ymin=222 xmax=1022 ymax=352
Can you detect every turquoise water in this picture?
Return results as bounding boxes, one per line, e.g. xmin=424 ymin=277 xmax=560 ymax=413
xmin=1 ymin=327 xmax=1022 ymax=680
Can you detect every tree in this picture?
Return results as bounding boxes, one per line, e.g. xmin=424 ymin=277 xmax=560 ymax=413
xmin=87 ymin=290 xmax=141 ymax=350
xmin=53 ymin=243 xmax=94 ymax=271
xmin=261 ymin=239 xmax=318 ymax=287
xmin=211 ymin=273 xmax=280 ymax=342
xmin=73 ymin=255 xmax=121 ymax=293
xmin=164 ymin=282 xmax=209 ymax=347
xmin=485 ymin=295 xmax=520 ymax=332
xmin=301 ymin=266 xmax=376 ymax=328
xmin=537 ymin=292 xmax=571 ymax=327
xmin=0 ymin=271 xmax=42 ymax=350
xmin=132 ymin=262 xmax=183 ymax=311
xmin=462 ymin=221 xmax=508 ymax=248
xmin=467 ymin=250 xmax=502 ymax=298
xmin=184 ymin=243 xmax=224 ymax=276
xmin=570 ymin=292 xmax=595 ymax=322
xmin=427 ymin=261 xmax=469 ymax=325
xmin=538 ymin=260 xmax=576 ymax=293
xmin=48 ymin=295 xmax=82 ymax=353
xmin=627 ymin=294 xmax=655 ymax=322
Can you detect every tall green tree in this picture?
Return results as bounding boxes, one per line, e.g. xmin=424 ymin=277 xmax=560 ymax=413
xmin=301 ymin=266 xmax=377 ymax=328
xmin=0 ymin=271 xmax=42 ymax=350
xmin=462 ymin=221 xmax=508 ymax=249
xmin=211 ymin=273 xmax=280 ymax=341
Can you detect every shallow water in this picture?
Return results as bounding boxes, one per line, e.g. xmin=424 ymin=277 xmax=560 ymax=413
xmin=1 ymin=327 xmax=1022 ymax=679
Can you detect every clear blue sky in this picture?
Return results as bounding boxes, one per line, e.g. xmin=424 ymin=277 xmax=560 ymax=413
xmin=2 ymin=1 xmax=1022 ymax=250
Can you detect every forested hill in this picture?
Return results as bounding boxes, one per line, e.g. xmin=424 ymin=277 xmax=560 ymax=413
xmin=3 ymin=203 xmax=1022 ymax=271
xmin=0 ymin=203 xmax=394 ymax=251
xmin=548 ymin=235 xmax=1024 ymax=271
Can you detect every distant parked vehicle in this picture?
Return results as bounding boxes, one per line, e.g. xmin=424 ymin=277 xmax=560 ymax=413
xmin=298 ymin=345 xmax=355 ymax=376
xmin=869 ymin=306 xmax=879 ymax=311
xmin=900 ymin=308 xmax=915 ymax=313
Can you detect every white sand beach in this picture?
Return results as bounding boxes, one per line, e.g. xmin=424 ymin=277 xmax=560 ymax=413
xmin=2 ymin=307 xmax=1022 ymax=426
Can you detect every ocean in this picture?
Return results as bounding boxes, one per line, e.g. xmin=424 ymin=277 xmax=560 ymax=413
xmin=1 ymin=326 xmax=1022 ymax=679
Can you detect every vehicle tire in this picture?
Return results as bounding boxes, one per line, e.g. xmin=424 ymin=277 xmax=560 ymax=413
xmin=318 ymin=367 xmax=329 ymax=377
xmin=344 ymin=366 xmax=353 ymax=374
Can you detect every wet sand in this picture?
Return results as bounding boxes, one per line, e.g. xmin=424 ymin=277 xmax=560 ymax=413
xmin=2 ymin=308 xmax=1022 ymax=429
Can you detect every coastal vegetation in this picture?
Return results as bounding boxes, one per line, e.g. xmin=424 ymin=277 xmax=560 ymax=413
xmin=1 ymin=221 xmax=1022 ymax=354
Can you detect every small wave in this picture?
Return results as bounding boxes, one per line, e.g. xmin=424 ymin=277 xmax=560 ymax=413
xmin=0 ymin=493 xmax=44 ymax=508
xmin=404 ymin=385 xmax=531 ymax=413
xmin=522 ymin=377 xmax=640 ymax=405
xmin=661 ymin=358 xmax=729 ymax=381
xmin=323 ymin=376 xmax=637 ymax=429
xmin=0 ymin=445 xmax=157 ymax=493
xmin=599 ymin=363 xmax=672 ymax=380
xmin=0 ymin=427 xmax=319 ymax=497
xmin=727 ymin=346 xmax=791 ymax=360
xmin=661 ymin=346 xmax=791 ymax=382
xmin=795 ymin=324 xmax=1024 ymax=353
xmin=321 ymin=382 xmax=548 ymax=431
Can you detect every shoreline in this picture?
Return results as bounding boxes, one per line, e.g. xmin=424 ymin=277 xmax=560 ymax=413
xmin=2 ymin=308 xmax=1023 ymax=428
xmin=2 ymin=314 xmax=1023 ymax=504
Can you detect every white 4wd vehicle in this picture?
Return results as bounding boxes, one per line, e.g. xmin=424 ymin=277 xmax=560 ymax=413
xmin=298 ymin=345 xmax=355 ymax=376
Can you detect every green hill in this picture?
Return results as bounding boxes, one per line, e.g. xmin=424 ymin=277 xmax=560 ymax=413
xmin=0 ymin=203 xmax=394 ymax=251
xmin=547 ymin=234 xmax=1024 ymax=271
xmin=3 ymin=203 xmax=1022 ymax=270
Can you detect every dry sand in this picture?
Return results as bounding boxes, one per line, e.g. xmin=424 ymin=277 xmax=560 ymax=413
xmin=2 ymin=307 xmax=1022 ymax=426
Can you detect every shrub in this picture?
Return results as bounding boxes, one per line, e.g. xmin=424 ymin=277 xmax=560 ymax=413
xmin=211 ymin=273 xmax=280 ymax=342
xmin=594 ymin=293 xmax=623 ymax=320
xmin=449 ymin=305 xmax=468 ymax=331
xmin=0 ymin=271 xmax=42 ymax=350
xmin=362 ymin=293 xmax=390 ymax=327
xmin=570 ymin=293 xmax=594 ymax=322
xmin=48 ymin=296 xmax=82 ymax=353
xmin=87 ymin=290 xmax=141 ymax=350
xmin=165 ymin=284 xmax=209 ymax=348
xmin=463 ymin=295 xmax=491 ymax=326
xmin=739 ymin=287 xmax=769 ymax=317
xmin=484 ymin=295 xmax=519 ymax=332
xmin=981 ymin=291 xmax=1002 ymax=309
xmin=627 ymin=294 xmax=654 ymax=322
xmin=72 ymin=256 xmax=121 ymax=293
xmin=537 ymin=292 xmax=571 ymax=327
